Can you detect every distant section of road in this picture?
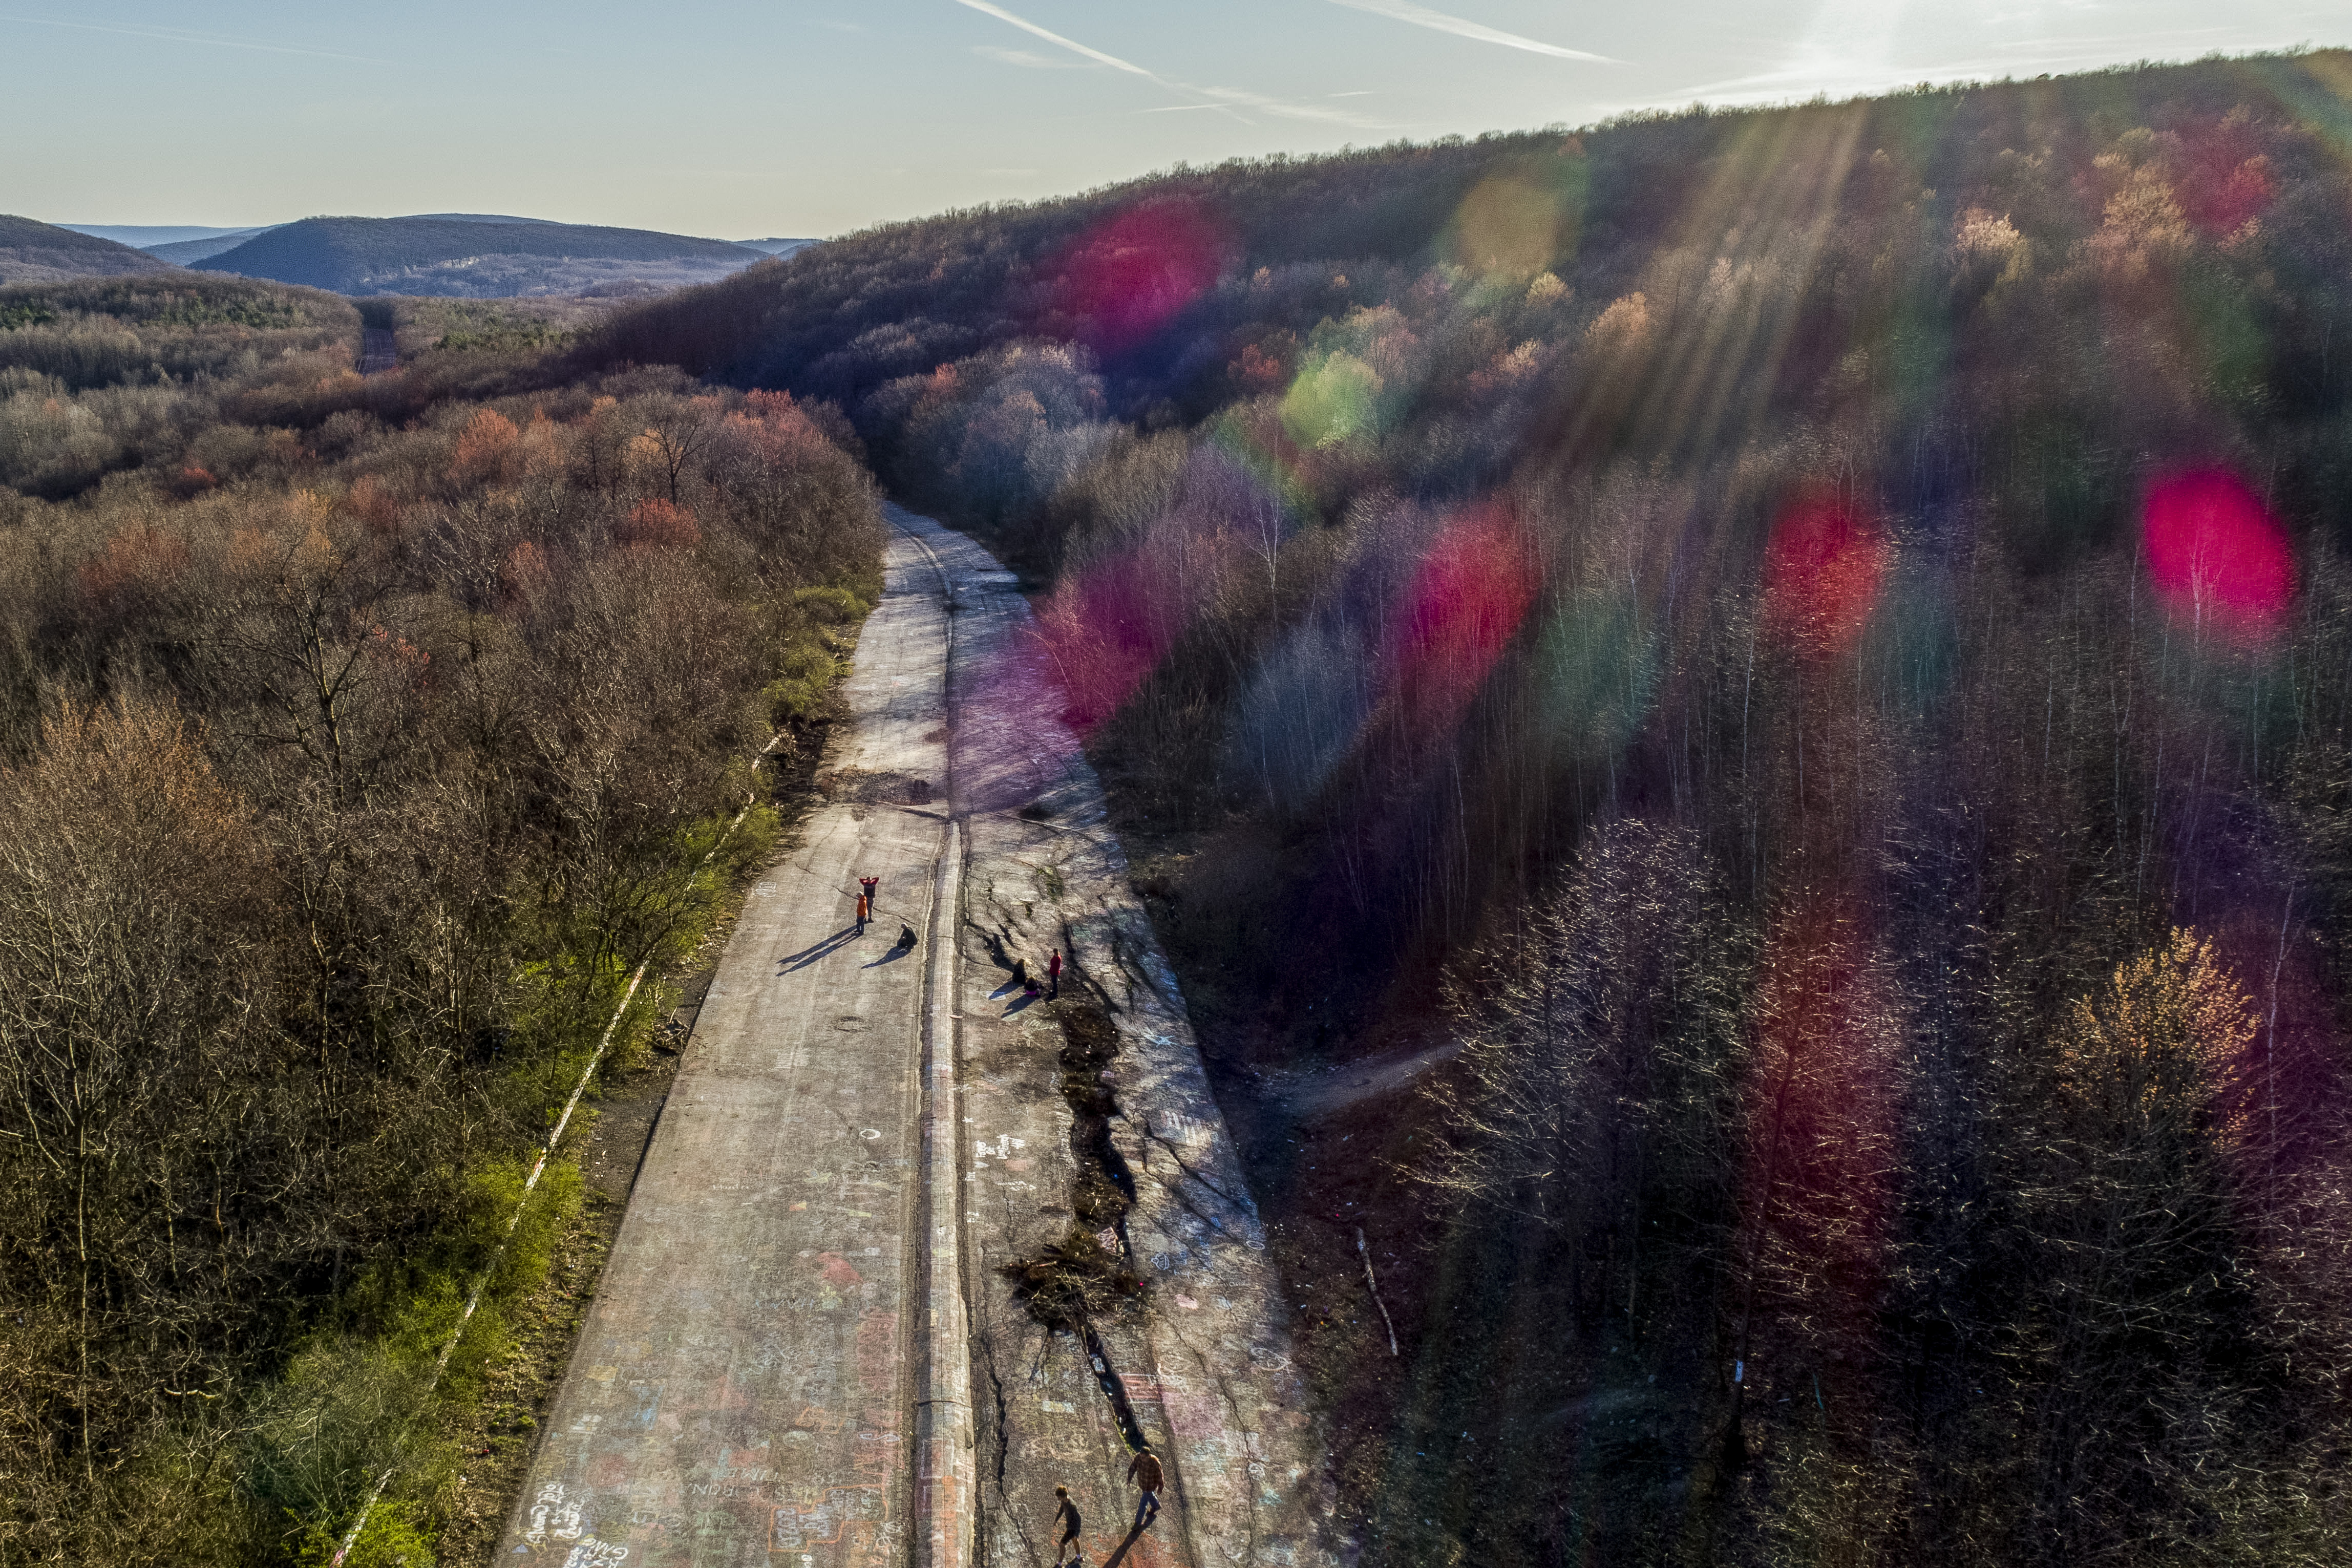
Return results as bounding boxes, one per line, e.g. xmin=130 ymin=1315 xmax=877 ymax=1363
xmin=358 ymin=327 xmax=396 ymax=375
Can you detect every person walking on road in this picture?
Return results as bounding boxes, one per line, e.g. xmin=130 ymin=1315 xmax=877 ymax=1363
xmin=854 ymin=891 xmax=870 ymax=936
xmin=1127 ymin=1446 xmax=1163 ymax=1531
xmin=1052 ymin=1485 xmax=1082 ymax=1565
xmin=1048 ymin=948 xmax=1063 ymax=1000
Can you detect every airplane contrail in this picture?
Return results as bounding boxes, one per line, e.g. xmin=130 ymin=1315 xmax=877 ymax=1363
xmin=1328 ymin=0 xmax=1617 ymax=63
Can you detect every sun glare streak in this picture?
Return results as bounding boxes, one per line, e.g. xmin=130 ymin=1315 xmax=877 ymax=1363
xmin=1623 ymin=108 xmax=1876 ymax=461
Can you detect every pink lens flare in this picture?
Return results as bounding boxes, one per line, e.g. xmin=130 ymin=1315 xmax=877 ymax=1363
xmin=1763 ymin=493 xmax=1888 ymax=657
xmin=1737 ymin=902 xmax=1899 ymax=1379
xmin=1032 ymin=550 xmax=1176 ymax=734
xmin=1031 ymin=521 xmax=1246 ymax=734
xmin=1049 ymin=200 xmax=1229 ymax=355
xmin=2142 ymin=468 xmax=2293 ymax=641
xmin=2172 ymin=119 xmax=2276 ymax=237
xmin=1385 ymin=502 xmax=1537 ymax=737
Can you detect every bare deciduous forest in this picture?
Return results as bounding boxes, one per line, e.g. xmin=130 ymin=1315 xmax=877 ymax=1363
xmin=576 ymin=51 xmax=2352 ymax=1565
xmin=11 ymin=45 xmax=2352 ymax=1568
xmin=0 ymin=273 xmax=884 ymax=1562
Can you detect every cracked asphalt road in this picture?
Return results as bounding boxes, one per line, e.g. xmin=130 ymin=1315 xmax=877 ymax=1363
xmin=498 ymin=511 xmax=1328 ymax=1568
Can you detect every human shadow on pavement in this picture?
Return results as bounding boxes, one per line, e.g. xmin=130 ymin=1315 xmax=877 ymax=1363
xmin=1097 ymin=1515 xmax=1155 ymax=1568
xmin=1000 ymin=991 xmax=1039 ymax=1016
xmin=778 ymin=927 xmax=860 ymax=973
xmin=860 ymin=945 xmax=913 ymax=969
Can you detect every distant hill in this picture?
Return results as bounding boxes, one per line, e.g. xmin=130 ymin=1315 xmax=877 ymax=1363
xmin=146 ymin=229 xmax=272 ymax=264
xmin=737 ymin=237 xmax=819 ymax=257
xmin=192 ymin=215 xmax=771 ymax=297
xmin=142 ymin=216 xmax=556 ymax=266
xmin=57 ymin=224 xmax=259 ymax=248
xmin=0 ymin=216 xmax=177 ymax=283
xmin=404 ymin=212 xmax=559 ymax=225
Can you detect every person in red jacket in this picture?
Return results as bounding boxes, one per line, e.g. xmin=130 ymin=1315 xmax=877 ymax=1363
xmin=1127 ymin=1446 xmax=1163 ymax=1530
xmin=1047 ymin=948 xmax=1063 ymax=1000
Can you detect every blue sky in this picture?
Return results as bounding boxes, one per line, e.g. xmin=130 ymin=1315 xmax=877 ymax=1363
xmin=5 ymin=1 xmax=2343 ymax=240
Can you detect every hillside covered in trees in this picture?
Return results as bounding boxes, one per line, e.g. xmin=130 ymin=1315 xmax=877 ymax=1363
xmin=574 ymin=50 xmax=2352 ymax=1565
xmin=0 ymin=271 xmax=884 ymax=1561
xmin=0 ymin=216 xmax=174 ymax=284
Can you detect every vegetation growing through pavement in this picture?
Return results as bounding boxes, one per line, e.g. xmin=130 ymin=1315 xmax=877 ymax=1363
xmin=573 ymin=49 xmax=2352 ymax=1565
xmin=1002 ymin=1002 xmax=1148 ymax=1331
xmin=0 ymin=273 xmax=884 ymax=1563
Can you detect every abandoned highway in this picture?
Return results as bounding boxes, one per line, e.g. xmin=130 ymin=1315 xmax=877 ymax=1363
xmin=498 ymin=510 xmax=1329 ymax=1568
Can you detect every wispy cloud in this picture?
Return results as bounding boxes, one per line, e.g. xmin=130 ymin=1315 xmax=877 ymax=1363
xmin=949 ymin=0 xmax=1154 ymax=76
xmin=0 ymin=12 xmax=381 ymax=61
xmin=948 ymin=0 xmax=1381 ymax=128
xmin=1141 ymin=95 xmax=1369 ymax=124
xmin=973 ymin=44 xmax=1084 ymax=68
xmin=1326 ymin=0 xmax=1616 ymax=63
xmin=1190 ymin=84 xmax=1371 ymax=125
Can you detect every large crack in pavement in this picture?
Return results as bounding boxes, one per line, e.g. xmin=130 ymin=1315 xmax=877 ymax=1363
xmin=907 ymin=505 xmax=1336 ymax=1568
xmin=997 ymin=1002 xmax=1147 ymax=1338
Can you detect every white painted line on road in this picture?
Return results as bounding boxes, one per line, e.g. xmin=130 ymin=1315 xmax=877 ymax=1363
xmin=916 ymin=816 xmax=976 ymax=1568
xmin=890 ymin=507 xmax=982 ymax=1568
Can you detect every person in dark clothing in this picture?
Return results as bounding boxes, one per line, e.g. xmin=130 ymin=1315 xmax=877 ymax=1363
xmin=859 ymin=875 xmax=879 ymax=912
xmin=1128 ymin=1447 xmax=1163 ymax=1530
xmin=1052 ymin=1485 xmax=1082 ymax=1564
xmin=1048 ymin=948 xmax=1063 ymax=999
